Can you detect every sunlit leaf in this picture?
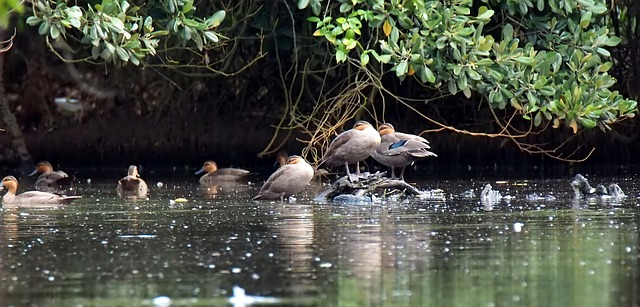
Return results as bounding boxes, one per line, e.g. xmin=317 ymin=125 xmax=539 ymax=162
xmin=383 ymin=19 xmax=392 ymax=37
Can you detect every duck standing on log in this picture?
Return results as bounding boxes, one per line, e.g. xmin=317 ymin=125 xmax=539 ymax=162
xmin=320 ymin=120 xmax=381 ymax=182
xmin=371 ymin=123 xmax=436 ymax=181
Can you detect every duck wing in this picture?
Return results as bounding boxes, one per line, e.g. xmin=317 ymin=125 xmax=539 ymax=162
xmin=321 ymin=130 xmax=354 ymax=165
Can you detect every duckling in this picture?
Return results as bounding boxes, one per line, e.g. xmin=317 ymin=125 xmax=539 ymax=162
xmin=29 ymin=161 xmax=73 ymax=191
xmin=253 ymin=155 xmax=315 ymax=202
xmin=195 ymin=161 xmax=250 ymax=184
xmin=117 ymin=165 xmax=148 ymax=198
xmin=320 ymin=120 xmax=381 ymax=182
xmin=0 ymin=176 xmax=81 ymax=206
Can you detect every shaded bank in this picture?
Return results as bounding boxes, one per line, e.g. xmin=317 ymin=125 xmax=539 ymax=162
xmin=3 ymin=112 xmax=638 ymax=172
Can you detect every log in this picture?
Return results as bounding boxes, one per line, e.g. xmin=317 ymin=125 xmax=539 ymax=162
xmin=315 ymin=171 xmax=445 ymax=203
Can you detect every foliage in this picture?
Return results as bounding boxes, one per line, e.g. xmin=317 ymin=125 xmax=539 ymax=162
xmin=298 ymin=0 xmax=638 ymax=133
xmin=24 ymin=0 xmax=226 ymax=65
xmin=0 ymin=0 xmax=23 ymax=28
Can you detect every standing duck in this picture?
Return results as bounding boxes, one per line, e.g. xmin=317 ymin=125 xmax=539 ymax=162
xmin=1 ymin=176 xmax=81 ymax=206
xmin=29 ymin=161 xmax=73 ymax=191
xmin=117 ymin=165 xmax=148 ymax=198
xmin=320 ymin=120 xmax=381 ymax=181
xmin=371 ymin=123 xmax=437 ymax=180
xmin=195 ymin=161 xmax=250 ymax=184
xmin=253 ymin=155 xmax=315 ymax=201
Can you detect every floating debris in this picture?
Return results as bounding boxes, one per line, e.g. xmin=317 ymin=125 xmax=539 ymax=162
xmin=151 ymin=296 xmax=172 ymax=307
xmin=228 ymin=286 xmax=280 ymax=307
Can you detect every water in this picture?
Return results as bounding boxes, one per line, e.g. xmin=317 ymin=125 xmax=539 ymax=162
xmin=1 ymin=174 xmax=639 ymax=306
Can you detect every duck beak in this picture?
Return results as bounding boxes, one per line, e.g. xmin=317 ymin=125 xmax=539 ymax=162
xmin=28 ymin=169 xmax=37 ymax=176
xmin=195 ymin=167 xmax=205 ymax=175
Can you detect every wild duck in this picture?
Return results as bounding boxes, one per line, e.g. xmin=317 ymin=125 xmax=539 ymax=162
xmin=571 ymin=174 xmax=626 ymax=199
xmin=253 ymin=155 xmax=315 ymax=201
xmin=196 ymin=161 xmax=250 ymax=184
xmin=372 ymin=139 xmax=437 ymax=180
xmin=320 ymin=120 xmax=381 ymax=181
xmin=29 ymin=161 xmax=73 ymax=191
xmin=117 ymin=165 xmax=148 ymax=198
xmin=372 ymin=123 xmax=436 ymax=180
xmin=1 ymin=176 xmax=80 ymax=206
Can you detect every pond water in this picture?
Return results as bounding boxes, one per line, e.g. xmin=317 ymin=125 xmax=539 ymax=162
xmin=1 ymin=172 xmax=639 ymax=306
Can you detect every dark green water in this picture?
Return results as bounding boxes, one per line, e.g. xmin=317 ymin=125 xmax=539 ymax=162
xmin=0 ymin=175 xmax=639 ymax=306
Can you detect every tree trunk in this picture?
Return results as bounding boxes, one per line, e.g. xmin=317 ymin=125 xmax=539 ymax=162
xmin=0 ymin=47 xmax=32 ymax=163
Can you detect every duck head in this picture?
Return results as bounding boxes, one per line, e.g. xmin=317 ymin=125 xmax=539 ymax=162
xmin=195 ymin=161 xmax=218 ymax=175
xmin=29 ymin=161 xmax=54 ymax=176
xmin=377 ymin=123 xmax=396 ymax=136
xmin=353 ymin=120 xmax=375 ymax=131
xmin=127 ymin=165 xmax=141 ymax=177
xmin=0 ymin=176 xmax=18 ymax=193
xmin=276 ymin=150 xmax=288 ymax=167
xmin=285 ymin=155 xmax=307 ymax=165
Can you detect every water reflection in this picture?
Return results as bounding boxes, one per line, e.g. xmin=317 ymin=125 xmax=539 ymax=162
xmin=0 ymin=177 xmax=637 ymax=306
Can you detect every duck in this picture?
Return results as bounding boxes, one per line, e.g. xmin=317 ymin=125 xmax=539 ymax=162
xmin=377 ymin=122 xmax=431 ymax=144
xmin=277 ymin=149 xmax=330 ymax=180
xmin=320 ymin=120 xmax=381 ymax=181
xmin=371 ymin=123 xmax=436 ymax=180
xmin=570 ymin=174 xmax=626 ymax=199
xmin=253 ymin=155 xmax=315 ymax=201
xmin=195 ymin=161 xmax=250 ymax=184
xmin=117 ymin=165 xmax=148 ymax=198
xmin=29 ymin=161 xmax=74 ymax=191
xmin=0 ymin=176 xmax=81 ymax=206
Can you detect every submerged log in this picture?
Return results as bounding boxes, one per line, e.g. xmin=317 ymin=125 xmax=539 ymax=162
xmin=315 ymin=171 xmax=445 ymax=203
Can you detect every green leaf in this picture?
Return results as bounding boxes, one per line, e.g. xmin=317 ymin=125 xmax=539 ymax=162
xmin=515 ymin=56 xmax=535 ymax=65
xmin=534 ymin=112 xmax=542 ymax=127
xmin=209 ymin=10 xmax=226 ymax=27
xmin=502 ymin=24 xmax=513 ymax=41
xmin=26 ymin=16 xmax=41 ymax=26
xmin=580 ymin=10 xmax=592 ymax=28
xmin=577 ymin=117 xmax=596 ymax=129
xmin=50 ymin=25 xmax=60 ymax=39
xmin=396 ymin=60 xmax=408 ymax=77
xmin=203 ymin=31 xmax=219 ymax=43
xmin=336 ymin=47 xmax=347 ymax=63
xmin=603 ymin=36 xmax=621 ymax=47
xmin=477 ymin=8 xmax=494 ymax=20
xmin=423 ymin=66 xmax=436 ymax=83
xmin=361 ymin=53 xmax=369 ymax=65
xmin=297 ymin=0 xmax=310 ymax=9
xmin=476 ymin=58 xmax=493 ymax=66
xmin=115 ymin=46 xmax=129 ymax=61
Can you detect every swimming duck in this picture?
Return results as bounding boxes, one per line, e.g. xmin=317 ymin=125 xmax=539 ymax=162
xmin=253 ymin=155 xmax=315 ymax=201
xmin=29 ymin=161 xmax=73 ymax=191
xmin=117 ymin=165 xmax=148 ymax=198
xmin=570 ymin=174 xmax=626 ymax=199
xmin=320 ymin=120 xmax=381 ymax=181
xmin=371 ymin=123 xmax=436 ymax=180
xmin=0 ymin=176 xmax=81 ymax=206
xmin=195 ymin=161 xmax=250 ymax=184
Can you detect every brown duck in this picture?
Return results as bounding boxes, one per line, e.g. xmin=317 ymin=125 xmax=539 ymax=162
xmin=371 ymin=123 xmax=437 ymax=180
xmin=253 ymin=155 xmax=315 ymax=201
xmin=195 ymin=161 xmax=250 ymax=184
xmin=29 ymin=161 xmax=73 ymax=191
xmin=117 ymin=165 xmax=149 ymax=198
xmin=1 ymin=176 xmax=80 ymax=206
xmin=321 ymin=120 xmax=381 ymax=181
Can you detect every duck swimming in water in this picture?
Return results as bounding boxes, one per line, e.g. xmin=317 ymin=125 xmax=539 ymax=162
xmin=570 ymin=174 xmax=626 ymax=199
xmin=253 ymin=155 xmax=315 ymax=202
xmin=117 ymin=165 xmax=148 ymax=198
xmin=372 ymin=123 xmax=436 ymax=180
xmin=320 ymin=120 xmax=381 ymax=182
xmin=196 ymin=161 xmax=250 ymax=184
xmin=29 ymin=161 xmax=73 ymax=191
xmin=0 ymin=176 xmax=81 ymax=206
